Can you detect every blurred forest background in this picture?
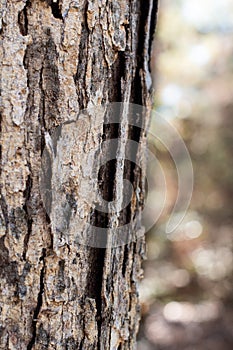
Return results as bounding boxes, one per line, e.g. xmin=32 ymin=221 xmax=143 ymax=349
xmin=138 ymin=0 xmax=233 ymax=349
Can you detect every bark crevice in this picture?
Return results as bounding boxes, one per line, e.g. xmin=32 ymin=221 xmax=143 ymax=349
xmin=27 ymin=248 xmax=46 ymax=350
xmin=148 ymin=0 xmax=159 ymax=63
xmin=22 ymin=165 xmax=33 ymax=261
xmin=49 ymin=0 xmax=63 ymax=20
xmin=74 ymin=20 xmax=89 ymax=110
xmin=18 ymin=0 xmax=30 ymax=36
xmin=0 ymin=192 xmax=9 ymax=234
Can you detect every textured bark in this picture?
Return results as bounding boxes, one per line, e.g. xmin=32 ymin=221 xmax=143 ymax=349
xmin=0 ymin=0 xmax=158 ymax=349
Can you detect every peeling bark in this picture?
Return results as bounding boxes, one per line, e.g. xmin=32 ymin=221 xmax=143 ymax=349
xmin=0 ymin=0 xmax=158 ymax=349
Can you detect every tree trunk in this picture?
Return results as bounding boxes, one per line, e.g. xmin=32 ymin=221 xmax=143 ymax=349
xmin=0 ymin=0 xmax=158 ymax=349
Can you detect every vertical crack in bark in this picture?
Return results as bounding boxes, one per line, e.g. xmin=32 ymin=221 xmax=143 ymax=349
xmin=128 ymin=0 xmax=159 ymax=218
xmin=38 ymin=62 xmax=54 ymax=250
xmin=74 ymin=18 xmax=89 ymax=110
xmin=0 ymin=110 xmax=9 ymax=234
xmin=47 ymin=0 xmax=63 ymax=20
xmin=122 ymin=244 xmax=128 ymax=277
xmin=0 ymin=193 xmax=9 ymax=234
xmin=84 ymin=6 xmax=144 ymax=341
xmin=0 ymin=110 xmax=8 ymax=233
xmin=20 ymin=13 xmax=33 ymax=261
xmin=117 ymin=1 xmax=159 ymax=329
xmin=86 ymin=247 xmax=105 ymax=350
xmin=23 ymin=164 xmax=33 ymax=261
xmin=87 ymin=118 xmax=120 ymax=349
xmin=27 ymin=248 xmax=46 ymax=350
xmin=148 ymin=0 xmax=159 ymax=64
xmin=39 ymin=62 xmax=46 ymax=142
xmin=18 ymin=0 xmax=30 ymax=36
xmin=22 ymin=33 xmax=30 ymax=108
xmin=109 ymin=51 xmax=127 ymax=103
xmin=131 ymin=0 xmax=158 ymax=104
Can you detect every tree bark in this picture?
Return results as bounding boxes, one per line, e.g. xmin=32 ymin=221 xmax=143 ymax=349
xmin=0 ymin=0 xmax=158 ymax=349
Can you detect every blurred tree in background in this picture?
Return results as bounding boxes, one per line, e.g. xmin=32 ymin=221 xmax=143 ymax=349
xmin=138 ymin=0 xmax=233 ymax=349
